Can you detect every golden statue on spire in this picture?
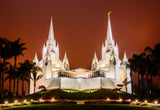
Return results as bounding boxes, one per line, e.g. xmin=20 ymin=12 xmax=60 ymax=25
xmin=108 ymin=11 xmax=112 ymax=18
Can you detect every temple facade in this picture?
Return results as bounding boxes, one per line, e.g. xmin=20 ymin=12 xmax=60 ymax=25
xmin=30 ymin=14 xmax=132 ymax=94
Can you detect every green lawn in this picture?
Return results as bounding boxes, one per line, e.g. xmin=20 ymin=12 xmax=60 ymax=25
xmin=1 ymin=104 xmax=160 ymax=110
xmin=26 ymin=89 xmax=135 ymax=100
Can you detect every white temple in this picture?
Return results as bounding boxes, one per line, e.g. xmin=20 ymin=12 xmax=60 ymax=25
xmin=30 ymin=13 xmax=132 ymax=94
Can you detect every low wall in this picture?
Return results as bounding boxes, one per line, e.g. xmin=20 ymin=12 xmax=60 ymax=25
xmin=47 ymin=77 xmax=115 ymax=91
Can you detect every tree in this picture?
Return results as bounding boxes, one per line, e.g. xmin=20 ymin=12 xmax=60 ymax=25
xmin=129 ymin=53 xmax=146 ymax=95
xmin=129 ymin=54 xmax=143 ymax=97
xmin=144 ymin=43 xmax=160 ymax=95
xmin=31 ymin=63 xmax=43 ymax=93
xmin=129 ymin=43 xmax=160 ymax=97
xmin=137 ymin=53 xmax=147 ymax=97
xmin=18 ymin=60 xmax=32 ymax=96
xmin=5 ymin=64 xmax=15 ymax=92
xmin=11 ymin=38 xmax=26 ymax=95
xmin=38 ymin=85 xmax=47 ymax=91
xmin=0 ymin=37 xmax=13 ymax=96
xmin=122 ymin=78 xmax=131 ymax=93
xmin=153 ymin=43 xmax=160 ymax=73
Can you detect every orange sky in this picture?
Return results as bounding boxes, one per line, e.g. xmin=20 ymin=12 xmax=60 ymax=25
xmin=0 ymin=0 xmax=160 ymax=69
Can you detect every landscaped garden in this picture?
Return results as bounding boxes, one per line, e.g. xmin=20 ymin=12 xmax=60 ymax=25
xmin=1 ymin=89 xmax=160 ymax=110
xmin=1 ymin=103 xmax=160 ymax=110
xmin=26 ymin=89 xmax=135 ymax=100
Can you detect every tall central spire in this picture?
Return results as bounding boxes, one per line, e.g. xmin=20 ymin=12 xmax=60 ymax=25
xmin=106 ymin=12 xmax=113 ymax=42
xmin=48 ymin=16 xmax=54 ymax=42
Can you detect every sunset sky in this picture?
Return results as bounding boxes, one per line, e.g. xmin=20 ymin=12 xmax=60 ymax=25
xmin=0 ymin=0 xmax=160 ymax=69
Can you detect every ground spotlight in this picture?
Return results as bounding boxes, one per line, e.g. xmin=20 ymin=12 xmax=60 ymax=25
xmin=39 ymin=98 xmax=43 ymax=102
xmin=144 ymin=100 xmax=147 ymax=103
xmin=119 ymin=98 xmax=122 ymax=102
xmin=14 ymin=100 xmax=18 ymax=103
xmin=51 ymin=98 xmax=55 ymax=102
xmin=107 ymin=98 xmax=110 ymax=101
xmin=154 ymin=101 xmax=158 ymax=104
xmin=5 ymin=101 xmax=8 ymax=104
xmin=24 ymin=99 xmax=27 ymax=103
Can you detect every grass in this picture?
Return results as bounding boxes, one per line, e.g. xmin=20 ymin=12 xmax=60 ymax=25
xmin=26 ymin=89 xmax=135 ymax=100
xmin=61 ymin=89 xmax=98 ymax=93
xmin=1 ymin=104 xmax=160 ymax=110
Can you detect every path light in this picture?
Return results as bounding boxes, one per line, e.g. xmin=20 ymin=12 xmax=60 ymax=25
xmin=154 ymin=101 xmax=158 ymax=104
xmin=5 ymin=101 xmax=8 ymax=104
xmin=119 ymin=98 xmax=122 ymax=102
xmin=14 ymin=100 xmax=18 ymax=103
xmin=24 ymin=99 xmax=27 ymax=103
xmin=144 ymin=100 xmax=147 ymax=103
xmin=107 ymin=98 xmax=110 ymax=101
xmin=128 ymin=99 xmax=131 ymax=102
xmin=39 ymin=98 xmax=43 ymax=102
xmin=51 ymin=98 xmax=55 ymax=102
xmin=135 ymin=99 xmax=138 ymax=103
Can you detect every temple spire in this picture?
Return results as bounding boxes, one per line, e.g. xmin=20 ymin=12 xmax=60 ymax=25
xmin=63 ymin=52 xmax=69 ymax=64
xmin=33 ymin=52 xmax=39 ymax=63
xmin=106 ymin=11 xmax=113 ymax=42
xmin=92 ymin=52 xmax=98 ymax=63
xmin=123 ymin=51 xmax=128 ymax=62
xmin=48 ymin=16 xmax=54 ymax=42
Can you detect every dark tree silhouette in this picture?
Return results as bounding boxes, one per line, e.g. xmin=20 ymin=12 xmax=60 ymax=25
xmin=31 ymin=63 xmax=43 ymax=93
xmin=11 ymin=38 xmax=26 ymax=95
xmin=18 ymin=60 xmax=32 ymax=96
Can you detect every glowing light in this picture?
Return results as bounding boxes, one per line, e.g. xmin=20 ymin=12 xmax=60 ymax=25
xmin=5 ymin=101 xmax=8 ymax=104
xmin=24 ymin=99 xmax=27 ymax=103
xmin=128 ymin=99 xmax=131 ymax=102
xmin=107 ymin=98 xmax=110 ymax=101
xmin=51 ymin=98 xmax=55 ymax=102
xmin=154 ymin=101 xmax=158 ymax=104
xmin=119 ymin=98 xmax=122 ymax=102
xmin=14 ymin=100 xmax=18 ymax=103
xmin=30 ymin=99 xmax=33 ymax=102
xmin=144 ymin=100 xmax=147 ymax=103
xmin=135 ymin=99 xmax=138 ymax=103
xmin=39 ymin=98 xmax=43 ymax=102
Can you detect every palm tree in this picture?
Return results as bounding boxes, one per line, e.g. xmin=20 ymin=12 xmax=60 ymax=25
xmin=145 ymin=43 xmax=160 ymax=95
xmin=0 ymin=37 xmax=13 ymax=96
xmin=144 ymin=46 xmax=153 ymax=96
xmin=16 ymin=68 xmax=21 ymax=96
xmin=31 ymin=63 xmax=43 ymax=93
xmin=153 ymin=43 xmax=160 ymax=72
xmin=138 ymin=53 xmax=147 ymax=97
xmin=129 ymin=54 xmax=142 ymax=96
xmin=5 ymin=64 xmax=15 ymax=92
xmin=18 ymin=60 xmax=32 ymax=96
xmin=11 ymin=38 xmax=26 ymax=95
xmin=122 ymin=78 xmax=131 ymax=93
xmin=38 ymin=85 xmax=47 ymax=91
xmin=129 ymin=55 xmax=139 ymax=94
xmin=152 ymin=43 xmax=160 ymax=78
xmin=0 ymin=61 xmax=4 ymax=94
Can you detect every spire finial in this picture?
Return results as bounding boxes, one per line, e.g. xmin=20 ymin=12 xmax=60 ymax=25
xmin=108 ymin=11 xmax=112 ymax=18
xmin=48 ymin=16 xmax=54 ymax=42
xmin=123 ymin=51 xmax=128 ymax=62
xmin=92 ymin=51 xmax=98 ymax=63
xmin=94 ymin=51 xmax=97 ymax=57
xmin=106 ymin=11 xmax=113 ymax=42
xmin=63 ymin=51 xmax=69 ymax=64
xmin=33 ymin=52 xmax=39 ymax=63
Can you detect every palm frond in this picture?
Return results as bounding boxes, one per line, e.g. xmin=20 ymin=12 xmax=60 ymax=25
xmin=36 ymin=74 xmax=43 ymax=81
